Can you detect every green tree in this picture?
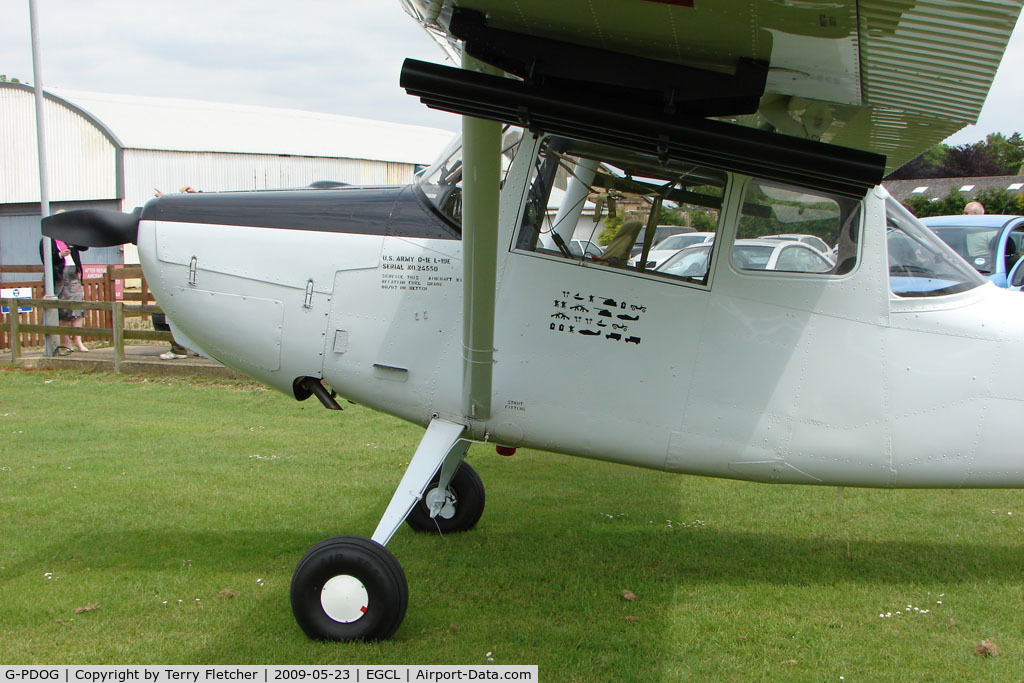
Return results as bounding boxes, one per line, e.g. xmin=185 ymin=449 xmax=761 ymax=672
xmin=688 ymin=210 xmax=716 ymax=230
xmin=905 ymin=190 xmax=966 ymax=218
xmin=973 ymin=187 xmax=1020 ymax=215
xmin=597 ymin=214 xmax=623 ymax=246
xmin=984 ymin=132 xmax=1024 ymax=175
xmin=887 ymin=132 xmax=1024 ymax=179
xmin=654 ymin=206 xmax=686 ymax=226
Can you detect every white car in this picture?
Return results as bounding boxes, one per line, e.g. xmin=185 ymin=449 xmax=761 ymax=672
xmin=757 ymin=233 xmax=831 ymax=256
xmin=628 ymin=232 xmax=715 ymax=268
xmin=657 ymin=239 xmax=835 ymax=280
xmin=568 ymin=239 xmax=603 ymax=258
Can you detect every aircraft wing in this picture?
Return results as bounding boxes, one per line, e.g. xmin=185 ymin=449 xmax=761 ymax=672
xmin=401 ymin=0 xmax=1022 ymax=173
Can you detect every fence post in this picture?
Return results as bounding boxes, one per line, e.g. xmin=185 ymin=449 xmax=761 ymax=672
xmin=112 ymin=300 xmax=124 ymax=373
xmin=102 ymin=267 xmax=114 ymax=329
xmin=9 ymin=304 xmax=21 ymax=362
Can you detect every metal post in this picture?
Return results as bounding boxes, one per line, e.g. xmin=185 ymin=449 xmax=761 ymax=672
xmin=29 ymin=0 xmax=57 ymax=356
xmin=460 ymin=52 xmax=502 ymax=422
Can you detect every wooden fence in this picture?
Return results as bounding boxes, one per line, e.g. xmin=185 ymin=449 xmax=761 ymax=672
xmin=1 ymin=264 xmax=163 ymax=352
xmin=1 ymin=298 xmax=172 ymax=371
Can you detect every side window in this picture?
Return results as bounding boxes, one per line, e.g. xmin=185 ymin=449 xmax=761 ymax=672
xmin=735 ymin=180 xmax=860 ymax=275
xmin=516 ymin=136 xmax=726 ymax=285
xmin=1006 ymin=226 xmax=1024 ymax=272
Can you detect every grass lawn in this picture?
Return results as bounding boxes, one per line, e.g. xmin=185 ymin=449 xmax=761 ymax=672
xmin=1 ymin=367 xmax=1023 ymax=680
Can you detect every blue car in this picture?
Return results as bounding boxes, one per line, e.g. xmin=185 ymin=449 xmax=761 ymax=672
xmin=921 ymin=214 xmax=1024 ymax=288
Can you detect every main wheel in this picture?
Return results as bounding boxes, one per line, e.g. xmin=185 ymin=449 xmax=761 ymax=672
xmin=290 ymin=535 xmax=407 ymax=641
xmin=405 ymin=462 xmax=485 ymax=534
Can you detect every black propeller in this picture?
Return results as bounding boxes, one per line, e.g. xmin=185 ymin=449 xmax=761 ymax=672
xmin=41 ymin=208 xmax=140 ymax=247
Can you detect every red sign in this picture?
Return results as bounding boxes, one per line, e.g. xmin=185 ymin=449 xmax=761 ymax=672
xmin=81 ymin=264 xmax=125 ymax=300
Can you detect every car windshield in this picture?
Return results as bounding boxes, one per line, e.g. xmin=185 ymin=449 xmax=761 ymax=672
xmin=657 ymin=245 xmax=711 ymax=280
xmin=887 ymin=199 xmax=985 ymax=297
xmin=732 ymin=244 xmax=774 ymax=270
xmin=930 ymin=225 xmax=1001 ymax=275
xmin=654 ymin=234 xmax=707 ymax=251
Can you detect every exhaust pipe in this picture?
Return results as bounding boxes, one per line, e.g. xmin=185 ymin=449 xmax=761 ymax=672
xmin=293 ymin=377 xmax=343 ymax=411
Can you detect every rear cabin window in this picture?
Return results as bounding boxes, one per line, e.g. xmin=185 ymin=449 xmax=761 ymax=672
xmin=515 ymin=136 xmax=726 ymax=286
xmin=734 ymin=180 xmax=861 ymax=276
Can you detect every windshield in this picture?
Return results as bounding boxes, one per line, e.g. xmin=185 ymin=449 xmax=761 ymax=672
xmin=929 ymin=225 xmax=1001 ymax=275
xmin=886 ymin=199 xmax=985 ymax=297
xmin=655 ymin=233 xmax=709 ymax=251
xmin=657 ymin=245 xmax=712 ymax=280
xmin=732 ymin=244 xmax=774 ymax=269
xmin=417 ymin=136 xmax=464 ymax=227
xmin=416 ymin=129 xmax=523 ymax=228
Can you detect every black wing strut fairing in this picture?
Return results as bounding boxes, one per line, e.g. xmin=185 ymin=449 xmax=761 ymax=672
xmin=42 ymin=208 xmax=141 ymax=247
xmin=400 ymin=59 xmax=886 ymax=199
xmin=445 ymin=7 xmax=769 ymax=119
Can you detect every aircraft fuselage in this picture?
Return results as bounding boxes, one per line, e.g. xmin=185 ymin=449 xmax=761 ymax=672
xmin=139 ymin=131 xmax=1024 ymax=489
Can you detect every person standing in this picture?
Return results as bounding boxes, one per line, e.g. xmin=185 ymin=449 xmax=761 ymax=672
xmin=964 ymin=201 xmax=985 ymax=215
xmin=39 ymin=237 xmax=90 ymax=353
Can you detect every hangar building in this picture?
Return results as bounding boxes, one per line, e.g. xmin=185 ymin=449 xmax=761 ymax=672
xmin=0 ymin=82 xmax=454 ymax=272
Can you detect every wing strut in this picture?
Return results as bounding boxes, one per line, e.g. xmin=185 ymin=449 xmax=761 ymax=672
xmin=460 ymin=52 xmax=502 ymax=421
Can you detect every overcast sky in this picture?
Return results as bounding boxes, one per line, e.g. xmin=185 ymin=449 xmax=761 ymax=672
xmin=2 ymin=1 xmax=1021 ymax=146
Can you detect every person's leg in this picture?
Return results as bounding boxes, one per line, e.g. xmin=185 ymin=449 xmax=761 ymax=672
xmin=71 ymin=316 xmax=88 ymax=351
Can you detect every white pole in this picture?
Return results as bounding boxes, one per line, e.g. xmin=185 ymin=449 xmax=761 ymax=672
xmin=29 ymin=0 xmax=58 ymax=356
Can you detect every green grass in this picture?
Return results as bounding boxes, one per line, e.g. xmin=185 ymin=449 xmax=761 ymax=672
xmin=1 ymin=367 xmax=1023 ymax=680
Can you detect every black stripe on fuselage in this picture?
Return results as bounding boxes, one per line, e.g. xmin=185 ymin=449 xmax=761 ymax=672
xmin=140 ymin=185 xmax=461 ymax=240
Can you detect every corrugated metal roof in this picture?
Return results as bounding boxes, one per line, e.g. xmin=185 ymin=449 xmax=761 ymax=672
xmin=47 ymin=88 xmax=454 ymax=164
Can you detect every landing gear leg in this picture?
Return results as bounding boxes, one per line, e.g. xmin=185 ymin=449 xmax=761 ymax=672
xmin=290 ymin=418 xmax=467 ymax=641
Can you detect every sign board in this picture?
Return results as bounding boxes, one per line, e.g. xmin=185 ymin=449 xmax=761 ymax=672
xmin=82 ymin=264 xmax=124 ymax=300
xmin=1 ymin=287 xmax=33 ymax=314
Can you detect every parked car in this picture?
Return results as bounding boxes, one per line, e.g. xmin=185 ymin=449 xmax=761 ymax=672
xmin=629 ymin=225 xmax=695 ymax=259
xmin=921 ymin=215 xmax=1024 ymax=288
xmin=628 ymin=232 xmax=715 ymax=268
xmin=757 ymin=233 xmax=831 ymax=256
xmin=568 ymin=239 xmax=603 ymax=258
xmin=657 ymin=239 xmax=835 ymax=280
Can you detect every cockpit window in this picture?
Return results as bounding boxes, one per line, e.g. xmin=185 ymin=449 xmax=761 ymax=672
xmin=514 ymin=135 xmax=726 ymax=285
xmin=886 ymin=198 xmax=985 ymax=297
xmin=416 ymin=128 xmax=522 ymax=229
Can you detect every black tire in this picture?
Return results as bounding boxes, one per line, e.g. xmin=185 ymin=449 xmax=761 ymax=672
xmin=290 ymin=535 xmax=407 ymax=641
xmin=405 ymin=462 xmax=485 ymax=534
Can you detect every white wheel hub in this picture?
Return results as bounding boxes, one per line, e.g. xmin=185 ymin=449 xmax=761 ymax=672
xmin=320 ymin=574 xmax=369 ymax=623
xmin=425 ymin=486 xmax=457 ymax=519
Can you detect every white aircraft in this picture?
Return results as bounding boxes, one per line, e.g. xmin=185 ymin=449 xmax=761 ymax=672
xmin=44 ymin=0 xmax=1024 ymax=642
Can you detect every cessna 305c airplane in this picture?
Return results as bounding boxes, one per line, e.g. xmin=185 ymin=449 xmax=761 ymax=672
xmin=45 ymin=0 xmax=1024 ymax=641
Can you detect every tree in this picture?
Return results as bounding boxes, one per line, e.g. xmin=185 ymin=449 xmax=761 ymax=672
xmin=688 ymin=210 xmax=716 ymax=230
xmin=984 ymin=132 xmax=1024 ymax=175
xmin=973 ymin=187 xmax=1021 ymax=215
xmin=887 ymin=143 xmax=950 ymax=179
xmin=944 ymin=142 xmax=1005 ymax=177
xmin=886 ymin=132 xmax=1024 ymax=179
xmin=905 ymin=191 xmax=964 ymax=218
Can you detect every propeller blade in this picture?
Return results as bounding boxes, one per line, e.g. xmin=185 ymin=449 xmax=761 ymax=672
xmin=41 ymin=208 xmax=140 ymax=247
